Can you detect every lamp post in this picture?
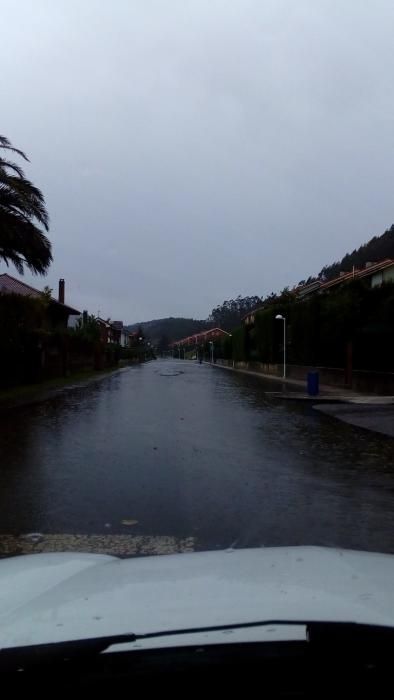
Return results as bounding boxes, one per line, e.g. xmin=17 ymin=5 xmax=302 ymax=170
xmin=209 ymin=341 xmax=214 ymax=364
xmin=275 ymin=315 xmax=286 ymax=379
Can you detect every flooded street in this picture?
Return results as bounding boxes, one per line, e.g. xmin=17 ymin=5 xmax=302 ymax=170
xmin=0 ymin=359 xmax=393 ymax=556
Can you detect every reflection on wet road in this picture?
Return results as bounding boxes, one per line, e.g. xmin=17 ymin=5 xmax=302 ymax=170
xmin=0 ymin=359 xmax=393 ymax=555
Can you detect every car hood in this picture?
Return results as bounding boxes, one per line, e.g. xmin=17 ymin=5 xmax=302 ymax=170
xmin=0 ymin=546 xmax=393 ymax=650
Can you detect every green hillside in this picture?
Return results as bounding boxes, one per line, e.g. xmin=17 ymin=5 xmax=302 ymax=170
xmin=126 ymin=317 xmax=209 ymax=348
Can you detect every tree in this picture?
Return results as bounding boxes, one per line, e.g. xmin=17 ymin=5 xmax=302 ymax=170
xmin=317 ymin=224 xmax=394 ymax=281
xmin=0 ymin=135 xmax=52 ymax=275
xmin=71 ymin=314 xmax=101 ymax=343
xmin=208 ymin=295 xmax=262 ymax=330
xmin=42 ymin=285 xmax=53 ymax=300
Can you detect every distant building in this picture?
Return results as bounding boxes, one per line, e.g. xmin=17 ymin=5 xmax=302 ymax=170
xmin=171 ymin=328 xmax=231 ymax=347
xmin=95 ymin=319 xmax=132 ymax=347
xmin=96 ymin=318 xmax=115 ymax=344
xmin=128 ymin=331 xmax=140 ymax=347
xmin=111 ymin=321 xmax=123 ymax=345
xmin=111 ymin=321 xmax=132 ymax=347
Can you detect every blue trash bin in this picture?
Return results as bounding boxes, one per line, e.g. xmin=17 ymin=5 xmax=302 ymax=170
xmin=307 ymin=371 xmax=319 ymax=396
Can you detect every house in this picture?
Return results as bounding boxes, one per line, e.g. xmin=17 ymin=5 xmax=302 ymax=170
xmin=111 ymin=321 xmax=131 ymax=347
xmin=319 ymin=269 xmax=360 ymax=292
xmin=111 ymin=321 xmax=135 ymax=348
xmin=0 ymin=274 xmax=80 ymax=328
xmin=295 ymin=280 xmax=321 ymax=300
xmin=171 ymin=328 xmax=231 ymax=347
xmin=358 ymin=259 xmax=394 ymax=287
xmin=242 ymin=306 xmax=265 ymax=327
xmin=318 ymin=259 xmax=394 ymax=292
xmin=121 ymin=328 xmax=130 ymax=347
xmin=293 ymin=259 xmax=394 ymax=299
xmin=111 ymin=321 xmax=123 ymax=345
xmin=96 ymin=318 xmax=115 ymax=344
xmin=95 ymin=319 xmax=132 ymax=346
xmin=201 ymin=328 xmax=231 ymax=342
xmin=128 ymin=331 xmax=140 ymax=347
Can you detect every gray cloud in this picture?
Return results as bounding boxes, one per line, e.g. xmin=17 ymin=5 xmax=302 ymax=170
xmin=2 ymin=0 xmax=394 ymax=321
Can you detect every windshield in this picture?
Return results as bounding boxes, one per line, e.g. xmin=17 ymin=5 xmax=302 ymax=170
xmin=0 ymin=0 xmax=394 ymax=650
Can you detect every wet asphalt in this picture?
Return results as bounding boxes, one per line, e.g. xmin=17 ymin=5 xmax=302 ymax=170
xmin=0 ymin=359 xmax=393 ymax=554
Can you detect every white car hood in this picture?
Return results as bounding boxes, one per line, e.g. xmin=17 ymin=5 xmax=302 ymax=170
xmin=0 ymin=546 xmax=393 ymax=650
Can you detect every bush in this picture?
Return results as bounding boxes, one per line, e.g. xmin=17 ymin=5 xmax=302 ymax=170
xmin=231 ymin=326 xmax=247 ymax=361
xmin=0 ymin=293 xmax=48 ymax=387
xmin=224 ymin=281 xmax=394 ymax=371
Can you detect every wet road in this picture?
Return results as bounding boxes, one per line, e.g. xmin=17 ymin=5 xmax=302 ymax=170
xmin=1 ymin=359 xmax=394 ymax=555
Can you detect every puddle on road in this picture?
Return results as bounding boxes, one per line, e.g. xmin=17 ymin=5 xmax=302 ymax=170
xmin=0 ymin=534 xmax=196 ymax=558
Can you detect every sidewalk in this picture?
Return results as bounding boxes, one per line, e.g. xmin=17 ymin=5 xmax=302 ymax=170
xmin=212 ymin=362 xmax=394 ymax=437
xmin=314 ymin=403 xmax=394 ymax=438
xmin=212 ymin=362 xmax=361 ymax=400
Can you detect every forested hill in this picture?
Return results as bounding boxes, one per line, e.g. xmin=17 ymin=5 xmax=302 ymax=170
xmin=129 ymin=225 xmax=394 ymax=345
xmin=319 ymin=224 xmax=394 ymax=281
xmin=126 ymin=317 xmax=209 ymax=347
xmin=127 ymin=299 xmax=263 ymax=344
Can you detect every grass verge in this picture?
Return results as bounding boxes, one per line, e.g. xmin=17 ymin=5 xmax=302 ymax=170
xmin=0 ymin=367 xmax=121 ymax=406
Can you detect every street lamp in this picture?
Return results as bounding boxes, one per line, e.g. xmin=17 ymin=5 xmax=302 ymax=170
xmin=209 ymin=340 xmax=214 ymax=364
xmin=275 ymin=315 xmax=286 ymax=379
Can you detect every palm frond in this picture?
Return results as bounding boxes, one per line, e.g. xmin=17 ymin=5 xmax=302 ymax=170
xmin=2 ymin=176 xmax=49 ymax=229
xmin=0 ymin=158 xmax=26 ymax=179
xmin=0 ymin=213 xmax=52 ymax=275
xmin=0 ymin=135 xmax=51 ymax=274
xmin=0 ymin=135 xmax=29 ymax=161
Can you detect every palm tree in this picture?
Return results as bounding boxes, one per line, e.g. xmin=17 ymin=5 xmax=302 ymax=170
xmin=0 ymin=135 xmax=52 ymax=275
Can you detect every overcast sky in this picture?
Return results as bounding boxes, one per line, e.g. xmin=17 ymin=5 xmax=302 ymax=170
xmin=2 ymin=1 xmax=394 ymax=322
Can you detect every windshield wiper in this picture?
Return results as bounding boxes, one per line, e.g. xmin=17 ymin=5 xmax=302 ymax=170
xmin=1 ymin=620 xmax=393 ymax=670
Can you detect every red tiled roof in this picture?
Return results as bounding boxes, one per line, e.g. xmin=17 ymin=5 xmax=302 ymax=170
xmin=0 ymin=273 xmax=80 ymax=314
xmin=320 ymin=270 xmax=358 ymax=290
xmin=320 ymin=259 xmax=394 ymax=290
xmin=172 ymin=328 xmax=231 ymax=346
xmin=0 ymin=273 xmax=43 ymax=299
xmin=295 ymin=280 xmax=321 ymax=296
xmin=356 ymin=258 xmax=394 ymax=279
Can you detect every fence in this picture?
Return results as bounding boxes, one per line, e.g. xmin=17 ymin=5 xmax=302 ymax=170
xmin=215 ymin=359 xmax=394 ymax=395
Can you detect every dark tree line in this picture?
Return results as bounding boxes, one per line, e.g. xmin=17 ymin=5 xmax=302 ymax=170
xmin=208 ymin=295 xmax=263 ymax=331
xmin=318 ymin=224 xmax=394 ymax=281
xmin=207 ymin=289 xmax=297 ymax=331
